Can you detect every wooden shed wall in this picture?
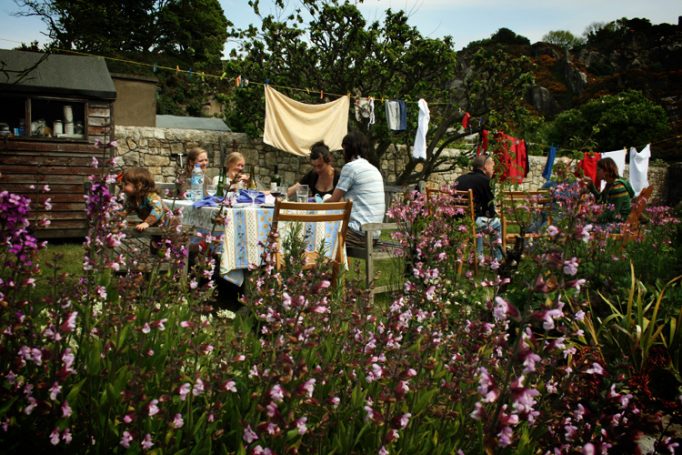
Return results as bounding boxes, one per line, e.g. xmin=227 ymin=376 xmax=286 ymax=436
xmin=0 ymin=102 xmax=113 ymax=238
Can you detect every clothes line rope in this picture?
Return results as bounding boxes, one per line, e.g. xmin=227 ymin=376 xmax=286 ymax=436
xmin=0 ymin=37 xmax=456 ymax=107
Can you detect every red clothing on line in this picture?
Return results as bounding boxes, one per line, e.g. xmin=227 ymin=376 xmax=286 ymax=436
xmin=579 ymin=152 xmax=601 ymax=184
xmin=461 ymin=112 xmax=471 ymax=129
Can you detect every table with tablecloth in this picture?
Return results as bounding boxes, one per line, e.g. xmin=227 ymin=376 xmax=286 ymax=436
xmin=164 ymin=199 xmax=344 ymax=285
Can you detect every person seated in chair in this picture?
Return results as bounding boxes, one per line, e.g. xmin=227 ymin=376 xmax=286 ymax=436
xmin=325 ymin=131 xmax=385 ymax=247
xmin=455 ymin=155 xmax=503 ymax=260
xmin=584 ymin=157 xmax=634 ymax=223
xmin=287 ymin=141 xmax=340 ymax=199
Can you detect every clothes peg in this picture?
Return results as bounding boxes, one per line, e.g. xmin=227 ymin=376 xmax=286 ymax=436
xmin=235 ymin=75 xmax=241 ymax=87
xmin=152 ymin=63 xmax=158 ymax=73
xmin=175 ymin=65 xmax=180 ymax=73
xmin=320 ymin=90 xmax=324 ymax=99
xmin=200 ymin=72 xmax=205 ymax=81
xmin=220 ymin=71 xmax=226 ymax=80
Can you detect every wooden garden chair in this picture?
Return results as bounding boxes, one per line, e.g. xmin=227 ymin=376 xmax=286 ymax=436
xmin=425 ymin=185 xmax=478 ymax=275
xmin=610 ymin=185 xmax=654 ymax=246
xmin=500 ymin=190 xmax=552 ymax=250
xmin=346 ymin=184 xmax=408 ymax=301
xmin=270 ymin=200 xmax=352 ymax=284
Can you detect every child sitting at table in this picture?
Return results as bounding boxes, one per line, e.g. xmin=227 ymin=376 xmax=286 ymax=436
xmin=120 ymin=167 xmax=168 ymax=231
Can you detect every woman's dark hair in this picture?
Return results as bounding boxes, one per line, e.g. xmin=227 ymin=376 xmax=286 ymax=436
xmin=310 ymin=141 xmax=331 ymax=164
xmin=597 ymin=157 xmax=620 ymax=180
xmin=341 ymin=131 xmax=369 ymax=162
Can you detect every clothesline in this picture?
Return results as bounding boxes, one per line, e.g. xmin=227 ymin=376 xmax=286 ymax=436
xmin=0 ymin=37 xmax=455 ymax=106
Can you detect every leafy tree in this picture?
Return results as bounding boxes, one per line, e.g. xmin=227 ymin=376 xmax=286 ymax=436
xmin=14 ymin=0 xmax=228 ymax=67
xmin=542 ymin=30 xmax=585 ymax=50
xmin=546 ymin=90 xmax=669 ymax=151
xmin=226 ymin=1 xmax=535 ymax=184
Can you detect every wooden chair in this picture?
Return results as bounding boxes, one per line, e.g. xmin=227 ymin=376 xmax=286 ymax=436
xmin=499 ymin=190 xmax=552 ymax=250
xmin=425 ymin=186 xmax=478 ymax=275
xmin=270 ymin=200 xmax=352 ymax=282
xmin=611 ymin=185 xmax=654 ymax=245
xmin=117 ymin=215 xmax=193 ymax=276
xmin=346 ymin=185 xmax=409 ymax=300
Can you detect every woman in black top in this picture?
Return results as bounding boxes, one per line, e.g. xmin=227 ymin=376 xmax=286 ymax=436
xmin=287 ymin=141 xmax=340 ymax=199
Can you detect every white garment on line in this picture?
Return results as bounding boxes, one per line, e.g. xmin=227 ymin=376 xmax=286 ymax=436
xmin=385 ymin=100 xmax=401 ymax=130
xmin=412 ymin=99 xmax=429 ymax=160
xmin=601 ymin=148 xmax=626 ymax=177
xmin=629 ymin=144 xmax=651 ymax=196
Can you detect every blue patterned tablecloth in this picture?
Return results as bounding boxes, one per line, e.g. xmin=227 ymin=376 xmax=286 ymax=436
xmin=164 ymin=200 xmax=343 ymax=284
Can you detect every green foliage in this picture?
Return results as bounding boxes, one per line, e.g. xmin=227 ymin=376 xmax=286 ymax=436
xmin=17 ymin=0 xmax=228 ymax=66
xmin=545 ymin=90 xmax=670 ymax=151
xmin=542 ymin=30 xmax=585 ymax=50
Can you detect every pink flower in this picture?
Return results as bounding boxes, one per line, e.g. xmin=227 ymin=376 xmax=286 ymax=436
xmin=395 ymin=380 xmax=410 ymax=396
xmin=141 ymin=433 xmax=154 ymax=450
xmin=586 ymin=362 xmax=604 ymax=375
xmin=123 ymin=413 xmax=133 ymax=424
xmin=253 ymin=446 xmax=273 ymax=455
xmin=172 ymin=413 xmax=184 ymax=429
xmin=62 ymin=428 xmax=72 ymax=444
xmin=300 ymin=378 xmax=316 ymax=398
xmin=142 ymin=323 xmax=151 ymax=334
xmin=243 ymin=425 xmax=258 ymax=444
xmin=24 ymin=397 xmax=37 ymax=415
xmin=497 ymin=426 xmax=513 ymax=447
xmin=49 ymin=382 xmax=62 ymax=401
xmin=330 ymin=396 xmax=340 ymax=408
xmin=60 ymin=311 xmax=78 ymax=333
xmin=546 ymin=225 xmax=559 ymax=237
xmin=269 ymin=384 xmax=284 ymax=403
xmin=563 ymin=257 xmax=579 ymax=276
xmin=61 ymin=400 xmax=72 ymax=417
xmin=192 ymin=378 xmax=205 ymax=396
xmin=50 ymin=428 xmax=60 ymax=445
xmin=148 ymin=399 xmax=159 ymax=416
xmin=398 ymin=413 xmax=411 ymax=429
xmin=295 ymin=416 xmax=308 ymax=435
xmin=179 ymin=382 xmax=191 ymax=400
xmin=120 ymin=431 xmax=133 ymax=448
xmin=223 ymin=380 xmax=237 ymax=393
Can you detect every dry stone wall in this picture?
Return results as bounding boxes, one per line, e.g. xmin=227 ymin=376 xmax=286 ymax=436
xmin=114 ymin=126 xmax=670 ymax=204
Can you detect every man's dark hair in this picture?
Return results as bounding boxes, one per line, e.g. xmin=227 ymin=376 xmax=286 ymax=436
xmin=341 ymin=131 xmax=369 ymax=162
xmin=310 ymin=141 xmax=331 ymax=163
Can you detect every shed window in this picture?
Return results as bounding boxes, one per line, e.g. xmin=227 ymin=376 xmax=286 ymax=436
xmin=0 ymin=94 xmax=87 ymax=141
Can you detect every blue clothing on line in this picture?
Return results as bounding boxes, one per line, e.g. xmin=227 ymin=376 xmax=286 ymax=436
xmin=542 ymin=146 xmax=557 ymax=181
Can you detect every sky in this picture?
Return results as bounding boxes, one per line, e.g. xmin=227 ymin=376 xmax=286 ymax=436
xmin=0 ymin=0 xmax=680 ymax=54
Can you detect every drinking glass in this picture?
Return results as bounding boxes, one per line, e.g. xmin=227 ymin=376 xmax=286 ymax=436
xmin=248 ymin=189 xmax=259 ymax=207
xmin=270 ymin=184 xmax=284 ymax=200
xmin=296 ymin=184 xmax=309 ymax=203
xmin=206 ymin=184 xmax=217 ymax=197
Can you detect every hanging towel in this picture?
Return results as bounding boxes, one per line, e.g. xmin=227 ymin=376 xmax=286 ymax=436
xmin=542 ymin=146 xmax=557 ymax=180
xmin=579 ymin=152 xmax=601 ymax=184
xmin=461 ymin=112 xmax=471 ymax=130
xmin=263 ymin=85 xmax=349 ymax=156
xmin=385 ymin=100 xmax=401 ymax=130
xmin=412 ymin=99 xmax=430 ymax=160
xmin=398 ymin=100 xmax=407 ymax=130
xmin=629 ymin=144 xmax=651 ymax=196
xmin=354 ymin=97 xmax=375 ymax=127
xmin=601 ymin=148 xmax=627 ymax=177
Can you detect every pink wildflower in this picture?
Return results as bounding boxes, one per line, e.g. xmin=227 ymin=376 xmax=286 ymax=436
xmin=269 ymin=384 xmax=284 ymax=403
xmin=148 ymin=399 xmax=159 ymax=416
xmin=586 ymin=362 xmax=604 ymax=375
xmin=223 ymin=380 xmax=237 ymax=392
xmin=243 ymin=425 xmax=259 ymax=444
xmin=179 ymin=382 xmax=191 ymax=400
xmin=49 ymin=382 xmax=62 ymax=401
xmin=62 ymin=428 xmax=72 ymax=444
xmin=61 ymin=400 xmax=72 ymax=417
xmin=295 ymin=417 xmax=308 ymax=435
xmin=141 ymin=433 xmax=154 ymax=450
xmin=172 ymin=413 xmax=184 ymax=429
xmin=50 ymin=428 xmax=60 ymax=445
xmin=192 ymin=378 xmax=205 ymax=396
xmin=120 ymin=431 xmax=133 ymax=448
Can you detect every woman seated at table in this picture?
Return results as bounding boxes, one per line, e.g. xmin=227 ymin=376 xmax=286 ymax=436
xmin=178 ymin=147 xmax=209 ymax=196
xmin=584 ymin=157 xmax=635 ymax=223
xmin=213 ymin=151 xmax=250 ymax=192
xmin=287 ymin=141 xmax=340 ymax=199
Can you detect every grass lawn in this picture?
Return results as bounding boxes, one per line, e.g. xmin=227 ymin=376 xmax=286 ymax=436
xmin=34 ymin=240 xmax=406 ymax=302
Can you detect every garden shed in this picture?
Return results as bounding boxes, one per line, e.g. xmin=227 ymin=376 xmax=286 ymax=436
xmin=0 ymin=49 xmax=117 ymax=238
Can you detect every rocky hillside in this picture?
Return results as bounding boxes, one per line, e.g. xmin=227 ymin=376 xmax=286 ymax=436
xmin=460 ymin=18 xmax=682 ymax=161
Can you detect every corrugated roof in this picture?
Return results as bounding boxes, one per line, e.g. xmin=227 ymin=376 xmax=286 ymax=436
xmin=0 ymin=49 xmax=116 ymax=99
xmin=156 ymin=115 xmax=231 ymax=131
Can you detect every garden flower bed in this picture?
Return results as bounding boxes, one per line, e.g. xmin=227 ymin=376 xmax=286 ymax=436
xmin=1 ymin=164 xmax=681 ymax=453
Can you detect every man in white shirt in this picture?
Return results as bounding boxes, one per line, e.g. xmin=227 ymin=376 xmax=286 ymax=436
xmin=326 ymin=131 xmax=385 ymax=246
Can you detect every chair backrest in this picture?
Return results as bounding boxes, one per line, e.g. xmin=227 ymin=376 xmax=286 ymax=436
xmin=500 ymin=190 xmax=552 ymax=224
xmin=383 ymin=184 xmax=409 ymax=221
xmin=425 ymin=186 xmax=476 ymax=222
xmin=270 ymin=200 xmax=352 ymax=272
xmin=623 ymin=185 xmax=653 ymax=237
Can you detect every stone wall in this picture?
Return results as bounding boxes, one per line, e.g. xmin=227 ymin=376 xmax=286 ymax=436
xmin=114 ymin=126 xmax=311 ymax=188
xmin=114 ymin=126 xmax=670 ymax=204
